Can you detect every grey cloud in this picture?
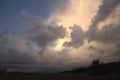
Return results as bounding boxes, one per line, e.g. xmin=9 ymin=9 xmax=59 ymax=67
xmin=88 ymin=0 xmax=120 ymax=41
xmin=25 ymin=16 xmax=66 ymax=48
xmin=0 ymin=28 xmax=86 ymax=72
xmin=88 ymin=24 xmax=120 ymax=43
xmin=91 ymin=0 xmax=120 ymax=27
xmin=86 ymin=0 xmax=120 ymax=62
xmin=0 ymin=30 xmax=38 ymax=65
xmin=63 ymin=25 xmax=85 ymax=48
xmin=87 ymin=0 xmax=120 ymax=44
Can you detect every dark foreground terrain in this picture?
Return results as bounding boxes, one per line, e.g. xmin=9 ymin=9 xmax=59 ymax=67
xmin=0 ymin=60 xmax=120 ymax=80
xmin=0 ymin=73 xmax=120 ymax=80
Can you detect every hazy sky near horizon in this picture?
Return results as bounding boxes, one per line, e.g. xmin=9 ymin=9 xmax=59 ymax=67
xmin=0 ymin=0 xmax=120 ymax=72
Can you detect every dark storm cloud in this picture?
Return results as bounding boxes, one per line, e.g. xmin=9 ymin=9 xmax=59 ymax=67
xmin=24 ymin=15 xmax=66 ymax=47
xmin=63 ymin=25 xmax=85 ymax=48
xmin=90 ymin=0 xmax=120 ymax=27
xmin=0 ymin=29 xmax=38 ymax=65
xmin=87 ymin=24 xmax=120 ymax=43
xmin=87 ymin=0 xmax=120 ymax=44
xmin=87 ymin=0 xmax=120 ymax=42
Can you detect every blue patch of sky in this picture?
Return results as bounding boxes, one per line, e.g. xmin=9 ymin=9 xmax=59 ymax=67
xmin=0 ymin=0 xmax=59 ymax=33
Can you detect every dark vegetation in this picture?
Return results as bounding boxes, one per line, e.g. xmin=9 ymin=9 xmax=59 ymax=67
xmin=0 ymin=59 xmax=120 ymax=80
xmin=61 ymin=59 xmax=120 ymax=75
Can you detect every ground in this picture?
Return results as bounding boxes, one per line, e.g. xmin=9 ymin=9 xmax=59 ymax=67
xmin=0 ymin=73 xmax=119 ymax=80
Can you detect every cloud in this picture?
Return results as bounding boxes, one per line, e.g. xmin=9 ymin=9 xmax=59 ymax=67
xmin=90 ymin=0 xmax=120 ymax=27
xmin=63 ymin=25 xmax=85 ymax=48
xmin=88 ymin=24 xmax=120 ymax=43
xmin=0 ymin=13 xmax=67 ymax=72
xmin=87 ymin=0 xmax=120 ymax=43
xmin=24 ymin=15 xmax=66 ymax=48
xmin=63 ymin=0 xmax=120 ymax=63
xmin=0 ymin=29 xmax=39 ymax=65
xmin=87 ymin=1 xmax=120 ymax=44
xmin=87 ymin=0 xmax=120 ymax=62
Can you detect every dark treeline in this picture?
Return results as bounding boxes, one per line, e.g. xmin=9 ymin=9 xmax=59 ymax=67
xmin=60 ymin=59 xmax=120 ymax=75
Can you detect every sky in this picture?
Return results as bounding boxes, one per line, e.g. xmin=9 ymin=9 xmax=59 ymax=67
xmin=0 ymin=0 xmax=120 ymax=72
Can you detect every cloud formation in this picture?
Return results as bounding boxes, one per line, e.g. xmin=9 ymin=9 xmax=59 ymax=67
xmin=0 ymin=0 xmax=120 ymax=72
xmin=24 ymin=15 xmax=66 ymax=48
xmin=87 ymin=0 xmax=120 ymax=44
xmin=90 ymin=0 xmax=120 ymax=27
xmin=64 ymin=0 xmax=120 ymax=47
xmin=63 ymin=0 xmax=120 ymax=62
xmin=0 ymin=13 xmax=67 ymax=72
xmin=0 ymin=29 xmax=39 ymax=65
xmin=63 ymin=25 xmax=85 ymax=48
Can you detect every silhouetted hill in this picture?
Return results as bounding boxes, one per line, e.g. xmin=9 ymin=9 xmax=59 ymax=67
xmin=60 ymin=60 xmax=120 ymax=75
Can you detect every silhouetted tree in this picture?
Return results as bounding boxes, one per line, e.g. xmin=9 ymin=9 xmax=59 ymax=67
xmin=92 ymin=59 xmax=100 ymax=67
xmin=89 ymin=59 xmax=102 ymax=75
